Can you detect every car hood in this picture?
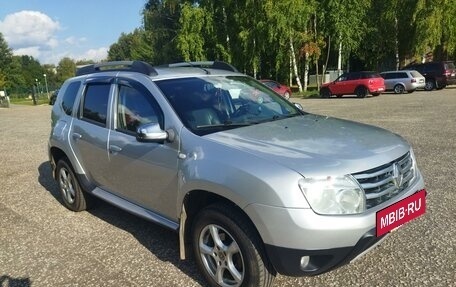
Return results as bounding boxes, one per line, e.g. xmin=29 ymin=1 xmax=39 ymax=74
xmin=205 ymin=114 xmax=410 ymax=176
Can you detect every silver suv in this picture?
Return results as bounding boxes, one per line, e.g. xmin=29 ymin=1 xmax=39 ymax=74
xmin=48 ymin=61 xmax=426 ymax=287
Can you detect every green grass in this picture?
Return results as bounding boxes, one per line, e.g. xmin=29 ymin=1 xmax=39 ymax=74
xmin=8 ymin=97 xmax=49 ymax=106
xmin=290 ymin=86 xmax=321 ymax=99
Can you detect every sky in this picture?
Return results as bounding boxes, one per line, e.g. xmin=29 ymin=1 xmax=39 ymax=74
xmin=0 ymin=0 xmax=147 ymax=65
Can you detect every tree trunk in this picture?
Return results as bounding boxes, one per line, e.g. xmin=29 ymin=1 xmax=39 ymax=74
xmin=395 ymin=17 xmax=399 ymax=70
xmin=303 ymin=52 xmax=309 ymax=92
xmin=290 ymin=35 xmax=303 ymax=92
xmin=337 ymin=38 xmax=342 ymax=76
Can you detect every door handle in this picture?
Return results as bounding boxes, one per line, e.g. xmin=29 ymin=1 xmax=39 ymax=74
xmin=72 ymin=133 xmax=82 ymax=140
xmin=109 ymin=145 xmax=122 ymax=153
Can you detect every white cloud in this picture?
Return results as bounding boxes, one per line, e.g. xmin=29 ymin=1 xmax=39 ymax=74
xmin=13 ymin=46 xmax=41 ymax=58
xmin=0 ymin=11 xmax=107 ymax=65
xmin=0 ymin=10 xmax=60 ymax=49
xmin=75 ymin=47 xmax=108 ymax=62
xmin=64 ymin=36 xmax=87 ymax=45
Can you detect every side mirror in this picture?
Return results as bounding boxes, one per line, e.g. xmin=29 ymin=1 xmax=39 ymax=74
xmin=136 ymin=123 xmax=170 ymax=143
xmin=293 ymin=103 xmax=303 ymax=111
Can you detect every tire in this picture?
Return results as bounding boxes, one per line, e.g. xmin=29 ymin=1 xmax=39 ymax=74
xmin=355 ymin=86 xmax=368 ymax=98
xmin=282 ymin=92 xmax=290 ymax=100
xmin=393 ymin=84 xmax=405 ymax=94
xmin=192 ymin=204 xmax=275 ymax=287
xmin=320 ymin=87 xmax=331 ymax=98
xmin=424 ymin=79 xmax=435 ymax=91
xmin=56 ymin=158 xmax=91 ymax=212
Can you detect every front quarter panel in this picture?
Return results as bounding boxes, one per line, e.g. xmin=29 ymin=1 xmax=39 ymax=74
xmin=177 ymin=128 xmax=309 ymax=210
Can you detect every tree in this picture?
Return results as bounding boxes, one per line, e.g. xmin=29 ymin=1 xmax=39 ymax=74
xmin=56 ymin=57 xmax=76 ymax=84
xmin=0 ymin=33 xmax=13 ymax=68
xmin=176 ymin=3 xmax=207 ymax=61
xmin=143 ymin=0 xmax=182 ymax=64
xmin=318 ymin=0 xmax=371 ymax=74
xmin=108 ymin=29 xmax=154 ymax=62
xmin=0 ymin=33 xmax=13 ymax=91
xmin=264 ymin=0 xmax=316 ymax=91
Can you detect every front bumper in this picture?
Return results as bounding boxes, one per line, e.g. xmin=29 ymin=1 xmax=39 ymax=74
xmin=244 ymin=171 xmax=425 ymax=276
xmin=265 ymin=228 xmax=387 ymax=276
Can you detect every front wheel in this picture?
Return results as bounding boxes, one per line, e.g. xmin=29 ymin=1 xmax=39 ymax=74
xmin=320 ymin=87 xmax=331 ymax=98
xmin=192 ymin=204 xmax=275 ymax=287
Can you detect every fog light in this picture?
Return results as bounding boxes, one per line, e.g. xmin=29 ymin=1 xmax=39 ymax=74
xmin=300 ymin=256 xmax=310 ymax=270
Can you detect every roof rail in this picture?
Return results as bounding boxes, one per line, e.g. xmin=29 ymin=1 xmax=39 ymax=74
xmin=76 ymin=61 xmax=158 ymax=76
xmin=164 ymin=61 xmax=238 ymax=72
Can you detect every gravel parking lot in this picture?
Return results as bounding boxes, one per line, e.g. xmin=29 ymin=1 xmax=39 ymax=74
xmin=1 ymin=89 xmax=455 ymax=287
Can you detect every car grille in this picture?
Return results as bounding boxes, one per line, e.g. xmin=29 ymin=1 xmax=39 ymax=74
xmin=352 ymin=152 xmax=415 ymax=209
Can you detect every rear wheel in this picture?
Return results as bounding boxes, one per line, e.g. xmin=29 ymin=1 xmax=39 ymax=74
xmin=424 ymin=79 xmax=435 ymax=91
xmin=192 ymin=204 xmax=275 ymax=287
xmin=355 ymin=86 xmax=368 ymax=98
xmin=320 ymin=88 xmax=331 ymax=98
xmin=393 ymin=84 xmax=405 ymax=94
xmin=56 ymin=158 xmax=92 ymax=211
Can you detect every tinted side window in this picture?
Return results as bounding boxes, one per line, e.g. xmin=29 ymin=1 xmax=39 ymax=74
xmin=398 ymin=72 xmax=408 ymax=78
xmin=61 ymin=81 xmax=81 ymax=115
xmin=382 ymin=73 xmax=393 ymax=80
xmin=444 ymin=62 xmax=455 ymax=70
xmin=116 ymin=83 xmax=163 ymax=133
xmin=81 ymin=84 xmax=111 ymax=126
xmin=347 ymin=73 xmax=360 ymax=80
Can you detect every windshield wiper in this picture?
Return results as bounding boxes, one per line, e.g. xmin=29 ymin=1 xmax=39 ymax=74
xmin=196 ymin=121 xmax=255 ymax=129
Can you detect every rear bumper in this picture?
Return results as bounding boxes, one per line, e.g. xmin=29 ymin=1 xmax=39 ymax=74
xmin=368 ymin=86 xmax=385 ymax=94
xmin=445 ymin=78 xmax=456 ymax=85
xmin=265 ymin=228 xmax=387 ymax=276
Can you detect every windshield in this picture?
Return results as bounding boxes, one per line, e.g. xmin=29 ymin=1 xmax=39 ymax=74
xmin=156 ymin=75 xmax=303 ymax=135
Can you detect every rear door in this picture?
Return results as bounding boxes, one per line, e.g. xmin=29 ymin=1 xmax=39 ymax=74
xmin=70 ymin=78 xmax=112 ymax=188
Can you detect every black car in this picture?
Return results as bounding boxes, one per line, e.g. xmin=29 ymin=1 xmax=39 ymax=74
xmin=402 ymin=61 xmax=456 ymax=91
xmin=49 ymin=89 xmax=59 ymax=105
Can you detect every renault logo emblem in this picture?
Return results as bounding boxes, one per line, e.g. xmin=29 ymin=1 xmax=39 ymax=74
xmin=392 ymin=163 xmax=403 ymax=188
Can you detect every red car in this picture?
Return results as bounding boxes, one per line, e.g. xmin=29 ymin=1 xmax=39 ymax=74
xmin=320 ymin=71 xmax=385 ymax=98
xmin=260 ymin=79 xmax=292 ymax=99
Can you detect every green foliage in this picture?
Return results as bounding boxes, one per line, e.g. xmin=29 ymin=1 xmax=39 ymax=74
xmin=56 ymin=58 xmax=76 ymax=84
xmin=4 ymin=1 xmax=456 ymax=96
xmin=176 ymin=3 xmax=207 ymax=61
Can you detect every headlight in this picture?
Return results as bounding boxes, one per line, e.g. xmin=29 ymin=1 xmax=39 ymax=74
xmin=409 ymin=148 xmax=418 ymax=180
xmin=299 ymin=175 xmax=366 ymax=215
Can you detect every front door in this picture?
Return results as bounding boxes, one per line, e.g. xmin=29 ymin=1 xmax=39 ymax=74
xmin=105 ymin=79 xmax=179 ymax=219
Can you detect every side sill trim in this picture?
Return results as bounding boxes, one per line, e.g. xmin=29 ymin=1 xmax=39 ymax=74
xmin=92 ymin=187 xmax=179 ymax=231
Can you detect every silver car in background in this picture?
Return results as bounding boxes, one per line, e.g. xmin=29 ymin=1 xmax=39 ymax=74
xmin=48 ymin=61 xmax=426 ymax=287
xmin=380 ymin=70 xmax=426 ymax=93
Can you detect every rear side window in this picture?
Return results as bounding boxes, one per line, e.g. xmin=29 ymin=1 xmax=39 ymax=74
xmin=381 ymin=73 xmax=393 ymax=79
xmin=398 ymin=72 xmax=408 ymax=78
xmin=444 ymin=62 xmax=455 ymax=70
xmin=361 ymin=72 xmax=381 ymax=79
xmin=61 ymin=81 xmax=81 ymax=115
xmin=81 ymin=84 xmax=111 ymax=126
